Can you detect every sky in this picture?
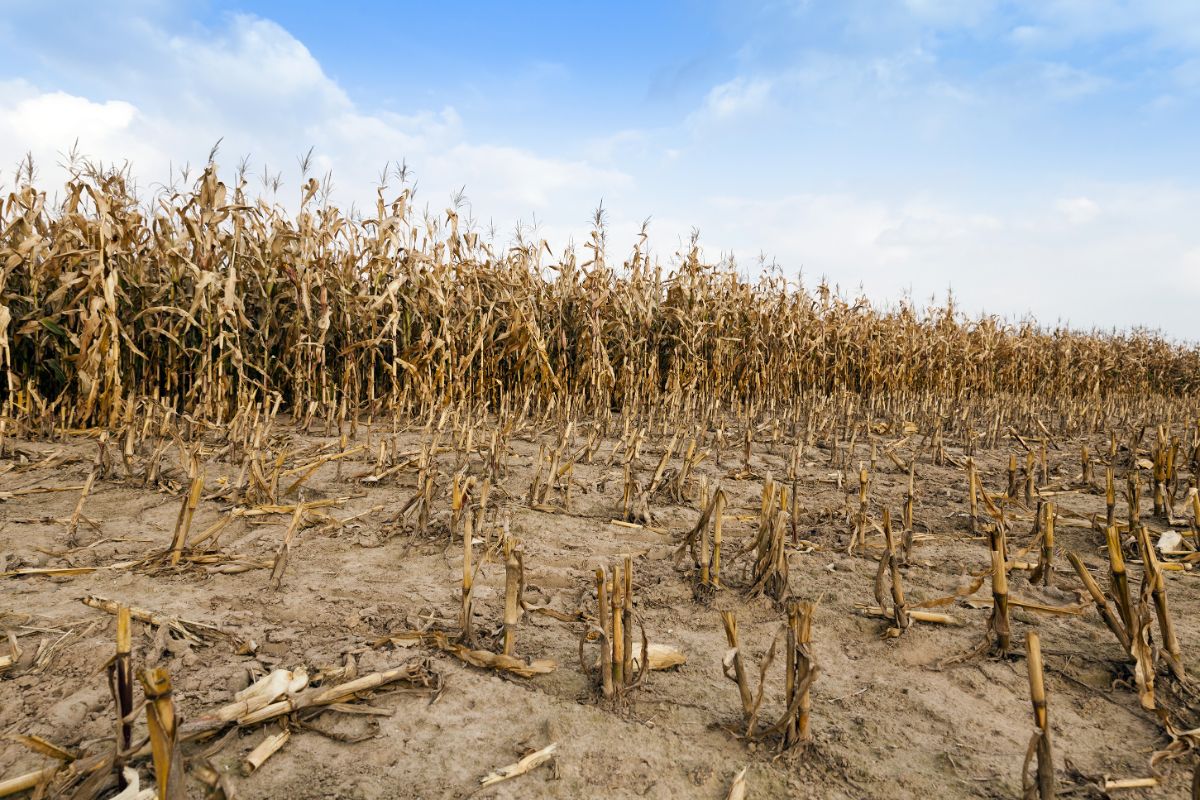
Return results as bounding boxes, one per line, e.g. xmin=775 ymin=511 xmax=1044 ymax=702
xmin=1 ymin=1 xmax=1199 ymax=339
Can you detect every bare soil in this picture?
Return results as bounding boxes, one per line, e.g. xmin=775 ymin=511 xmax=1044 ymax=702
xmin=1 ymin=425 xmax=1196 ymax=798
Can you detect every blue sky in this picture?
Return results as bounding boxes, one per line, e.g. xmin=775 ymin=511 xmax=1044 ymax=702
xmin=3 ymin=1 xmax=1200 ymax=338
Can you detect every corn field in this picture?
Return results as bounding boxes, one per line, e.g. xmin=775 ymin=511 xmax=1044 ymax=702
xmin=1 ymin=164 xmax=1198 ymax=429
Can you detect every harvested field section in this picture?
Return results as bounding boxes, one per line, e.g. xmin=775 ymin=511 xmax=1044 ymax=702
xmin=3 ymin=410 xmax=1200 ymax=798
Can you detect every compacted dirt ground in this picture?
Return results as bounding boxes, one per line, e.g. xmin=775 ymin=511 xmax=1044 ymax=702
xmin=2 ymin=421 xmax=1198 ymax=798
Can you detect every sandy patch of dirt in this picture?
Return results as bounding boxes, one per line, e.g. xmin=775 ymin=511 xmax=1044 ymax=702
xmin=1 ymin=424 xmax=1194 ymax=798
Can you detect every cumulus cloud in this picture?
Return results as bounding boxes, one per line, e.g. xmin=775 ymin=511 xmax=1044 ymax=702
xmin=166 ymin=15 xmax=350 ymax=115
xmin=0 ymin=11 xmax=629 ymax=229
xmin=3 ymin=89 xmax=137 ymax=142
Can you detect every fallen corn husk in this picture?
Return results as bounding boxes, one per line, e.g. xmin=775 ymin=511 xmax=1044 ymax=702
xmin=2 ymin=563 xmax=138 ymax=579
xmin=857 ymin=606 xmax=960 ymax=625
xmin=426 ymin=632 xmax=557 ymax=678
xmin=182 ymin=659 xmax=436 ymax=738
xmin=111 ymin=767 xmax=157 ymax=800
xmin=236 ymin=668 xmax=310 ymax=704
xmin=727 ymin=767 xmax=747 ymax=800
xmin=1157 ymin=530 xmax=1184 ymax=554
xmin=1104 ymin=777 xmax=1158 ymax=791
xmin=377 ymin=631 xmax=557 ymax=678
xmin=238 ymin=661 xmax=437 ymax=727
xmin=242 ymin=729 xmax=290 ymax=775
xmin=203 ymin=668 xmax=311 ymax=724
xmin=0 ymin=764 xmax=61 ymax=798
xmin=479 ymin=742 xmax=557 ymax=788
xmin=0 ymin=632 xmax=21 ymax=673
xmin=593 ymin=642 xmax=686 ymax=671
xmin=6 ymin=734 xmax=76 ymax=762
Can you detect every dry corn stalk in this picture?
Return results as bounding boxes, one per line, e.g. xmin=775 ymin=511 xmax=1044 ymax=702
xmin=82 ymin=594 xmax=254 ymax=652
xmin=988 ymin=519 xmax=1012 ymax=654
xmin=268 ymin=502 xmax=306 ymax=591
xmin=1106 ymin=467 xmax=1117 ymax=527
xmin=1129 ymin=589 xmax=1158 ymax=711
xmin=590 ymin=556 xmax=647 ymax=701
xmin=2 ymin=160 xmax=1197 ymax=433
xmin=461 ymin=504 xmax=476 ymax=644
xmin=1134 ymin=523 xmax=1185 ymax=681
xmin=967 ymin=458 xmax=979 ymax=536
xmin=874 ymin=509 xmax=910 ymax=636
xmin=859 ymin=606 xmax=959 ymax=625
xmin=942 ymin=499 xmax=1011 ymax=666
xmin=139 ymin=667 xmax=184 ymax=800
xmin=167 ymin=459 xmax=203 ymax=565
xmin=233 ymin=659 xmax=441 ymax=728
xmin=187 ymin=668 xmax=311 ymax=731
xmin=781 ymin=599 xmax=817 ymax=748
xmin=594 ymin=566 xmax=613 ymax=698
xmin=241 ymin=728 xmax=290 ymax=775
xmin=65 ymin=468 xmax=96 ymax=545
xmin=0 ymin=765 xmax=66 ymax=798
xmin=0 ymin=632 xmax=21 ymax=674
xmin=726 ymin=767 xmax=748 ymax=800
xmin=747 ymin=496 xmax=789 ymax=603
xmin=720 ymin=602 xmax=819 ymax=752
xmin=502 ymin=536 xmax=524 ymax=657
xmin=106 ymin=605 xmax=134 ymax=788
xmin=900 ymin=459 xmax=916 ymax=562
xmin=1105 ymin=525 xmax=1135 ymax=634
xmin=434 ymin=631 xmax=557 ymax=678
xmin=720 ymin=611 xmax=755 ymax=722
xmin=479 ymin=742 xmax=557 ymax=788
xmin=184 ymin=660 xmax=436 ymax=739
xmin=850 ymin=466 xmax=870 ymax=553
xmin=1022 ymin=631 xmax=1057 ymax=799
xmin=1024 ymin=451 xmax=1036 ymax=506
xmin=1066 ymin=552 xmax=1131 ymax=653
xmin=1030 ymin=500 xmax=1055 ymax=587
xmin=675 ymin=484 xmax=726 ymax=592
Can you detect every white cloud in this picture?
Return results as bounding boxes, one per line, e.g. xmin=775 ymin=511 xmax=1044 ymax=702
xmin=432 ymin=143 xmax=630 ymax=211
xmin=698 ymin=184 xmax=1200 ymax=338
xmin=995 ymin=1 xmax=1200 ymax=50
xmin=698 ymin=76 xmax=773 ymax=121
xmin=167 ymin=15 xmax=350 ymax=115
xmin=4 ymin=89 xmax=137 ymax=142
xmin=0 ymin=12 xmax=629 ymax=226
xmin=0 ymin=80 xmax=171 ymax=181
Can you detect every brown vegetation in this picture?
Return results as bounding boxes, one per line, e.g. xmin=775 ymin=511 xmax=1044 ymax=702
xmin=3 ymin=163 xmax=1200 ymax=798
